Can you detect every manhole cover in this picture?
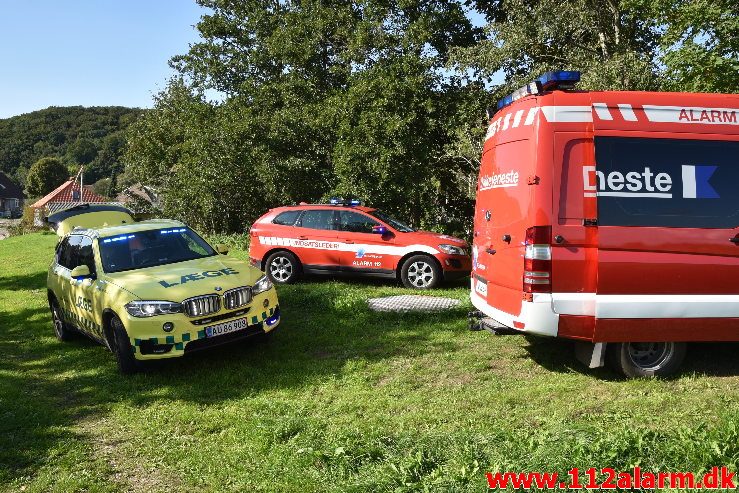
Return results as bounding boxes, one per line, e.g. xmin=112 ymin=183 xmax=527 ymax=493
xmin=367 ymin=295 xmax=460 ymax=313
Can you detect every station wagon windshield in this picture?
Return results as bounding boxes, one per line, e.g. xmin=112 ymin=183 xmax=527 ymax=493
xmin=99 ymin=227 xmax=216 ymax=273
xmin=370 ymin=210 xmax=416 ymax=232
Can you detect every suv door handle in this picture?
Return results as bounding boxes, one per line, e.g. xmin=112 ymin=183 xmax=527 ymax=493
xmin=731 ymin=237 xmax=739 ymax=244
xmin=344 ymin=240 xmax=354 ymax=244
xmin=298 ymin=236 xmax=308 ymax=240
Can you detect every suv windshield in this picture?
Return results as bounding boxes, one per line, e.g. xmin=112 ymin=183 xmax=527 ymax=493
xmin=99 ymin=227 xmax=216 ymax=273
xmin=370 ymin=210 xmax=416 ymax=233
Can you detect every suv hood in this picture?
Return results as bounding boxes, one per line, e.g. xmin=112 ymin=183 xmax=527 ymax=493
xmin=105 ymin=255 xmax=263 ymax=302
xmin=403 ymin=231 xmax=469 ymax=248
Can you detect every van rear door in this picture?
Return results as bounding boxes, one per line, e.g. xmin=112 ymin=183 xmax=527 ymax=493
xmin=473 ymin=102 xmax=539 ymax=317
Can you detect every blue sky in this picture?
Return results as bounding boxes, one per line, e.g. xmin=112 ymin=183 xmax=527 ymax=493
xmin=0 ymin=0 xmax=206 ymax=118
xmin=0 ymin=2 xmax=490 ymax=120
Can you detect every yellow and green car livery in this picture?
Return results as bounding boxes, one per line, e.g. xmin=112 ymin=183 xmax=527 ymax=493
xmin=46 ymin=204 xmax=280 ymax=373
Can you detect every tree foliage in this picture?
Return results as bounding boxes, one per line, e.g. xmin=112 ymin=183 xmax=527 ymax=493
xmin=0 ymin=106 xmax=143 ymax=191
xmin=25 ymin=157 xmax=69 ymax=197
xmin=125 ymin=0 xmax=485 ymax=234
xmin=454 ymin=0 xmax=738 ymax=96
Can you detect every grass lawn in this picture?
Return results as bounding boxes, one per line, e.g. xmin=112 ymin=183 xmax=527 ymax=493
xmin=1 ymin=232 xmax=738 ymax=492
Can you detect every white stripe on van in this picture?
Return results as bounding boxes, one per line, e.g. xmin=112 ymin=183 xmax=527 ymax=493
xmin=617 ymin=104 xmax=638 ymax=121
xmin=592 ymin=103 xmax=613 ymax=120
xmin=643 ymin=105 xmax=738 ymax=124
xmin=512 ymin=109 xmax=525 ymax=127
xmin=552 ymin=293 xmax=739 ymax=318
xmin=524 ymin=107 xmax=539 ymax=125
xmin=540 ymin=106 xmax=593 ymax=123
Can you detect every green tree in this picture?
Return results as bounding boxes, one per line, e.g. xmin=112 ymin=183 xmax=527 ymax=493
xmin=25 ymin=157 xmax=69 ymax=197
xmin=454 ymin=0 xmax=661 ymax=95
xmin=653 ymin=0 xmax=739 ymax=93
xmin=125 ymin=0 xmax=482 ymax=234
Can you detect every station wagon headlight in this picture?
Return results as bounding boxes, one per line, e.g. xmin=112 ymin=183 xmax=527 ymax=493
xmin=125 ymin=301 xmax=182 ymax=317
xmin=438 ymin=244 xmax=467 ymax=256
xmin=252 ymin=275 xmax=273 ymax=295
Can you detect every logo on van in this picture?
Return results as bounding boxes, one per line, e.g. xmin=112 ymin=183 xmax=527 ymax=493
xmin=583 ymin=165 xmax=719 ymax=199
xmin=480 ymin=170 xmax=519 ymax=191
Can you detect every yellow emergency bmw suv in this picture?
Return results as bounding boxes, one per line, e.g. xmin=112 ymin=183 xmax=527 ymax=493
xmin=46 ymin=205 xmax=280 ymax=373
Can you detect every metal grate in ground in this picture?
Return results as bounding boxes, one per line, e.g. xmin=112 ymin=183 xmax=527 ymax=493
xmin=367 ymin=295 xmax=460 ymax=313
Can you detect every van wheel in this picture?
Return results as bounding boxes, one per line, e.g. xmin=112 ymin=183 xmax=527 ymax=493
xmin=109 ymin=315 xmax=141 ymax=375
xmin=401 ymin=255 xmax=441 ymax=289
xmin=50 ymin=298 xmax=74 ymax=341
xmin=265 ymin=251 xmax=301 ymax=284
xmin=606 ymin=342 xmax=686 ymax=378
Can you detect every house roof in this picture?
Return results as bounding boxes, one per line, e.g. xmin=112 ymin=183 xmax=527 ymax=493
xmin=30 ymin=179 xmax=107 ymax=208
xmin=0 ymin=172 xmax=24 ymax=200
xmin=115 ymin=183 xmax=159 ymax=205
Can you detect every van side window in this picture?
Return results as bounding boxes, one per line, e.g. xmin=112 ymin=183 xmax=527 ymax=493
xmin=299 ymin=210 xmax=336 ymax=230
xmin=594 ymin=137 xmax=739 ymax=228
xmin=273 ymin=211 xmax=300 ymax=226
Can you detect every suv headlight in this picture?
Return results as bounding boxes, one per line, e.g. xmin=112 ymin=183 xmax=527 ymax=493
xmin=252 ymin=274 xmax=273 ymax=295
xmin=438 ymin=244 xmax=467 ymax=256
xmin=125 ymin=301 xmax=182 ymax=317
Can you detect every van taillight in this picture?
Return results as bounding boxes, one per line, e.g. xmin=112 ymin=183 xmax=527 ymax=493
xmin=523 ymin=226 xmax=552 ymax=294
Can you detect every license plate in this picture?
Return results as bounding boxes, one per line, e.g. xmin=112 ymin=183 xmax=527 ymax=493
xmin=205 ymin=317 xmax=248 ymax=338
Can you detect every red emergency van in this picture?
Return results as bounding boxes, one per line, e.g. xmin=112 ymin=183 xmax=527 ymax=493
xmin=470 ymin=71 xmax=739 ymax=377
xmin=249 ymin=200 xmax=471 ymax=288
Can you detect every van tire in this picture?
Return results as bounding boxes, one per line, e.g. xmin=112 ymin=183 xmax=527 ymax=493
xmin=50 ymin=298 xmax=74 ymax=341
xmin=606 ymin=342 xmax=687 ymax=378
xmin=265 ymin=251 xmax=301 ymax=284
xmin=400 ymin=255 xmax=441 ymax=289
xmin=110 ymin=315 xmax=141 ymax=375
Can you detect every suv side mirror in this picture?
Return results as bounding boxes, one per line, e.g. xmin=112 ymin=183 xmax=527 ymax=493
xmin=70 ymin=265 xmax=92 ymax=280
xmin=215 ymin=244 xmax=230 ymax=255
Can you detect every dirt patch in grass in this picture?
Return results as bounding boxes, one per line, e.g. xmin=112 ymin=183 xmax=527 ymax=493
xmin=76 ymin=417 xmax=187 ymax=493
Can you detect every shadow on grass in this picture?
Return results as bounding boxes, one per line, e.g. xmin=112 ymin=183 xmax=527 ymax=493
xmin=0 ymin=276 xmax=470 ymax=481
xmin=0 ymin=271 xmax=48 ymax=291
xmin=523 ymin=335 xmax=739 ymax=379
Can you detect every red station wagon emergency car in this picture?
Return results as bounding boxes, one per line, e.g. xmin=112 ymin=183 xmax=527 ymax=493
xmin=249 ymin=200 xmax=471 ymax=289
xmin=470 ymin=71 xmax=738 ymax=377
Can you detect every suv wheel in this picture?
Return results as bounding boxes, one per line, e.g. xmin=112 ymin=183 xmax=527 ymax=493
xmin=265 ymin=251 xmax=301 ymax=284
xmin=400 ymin=255 xmax=441 ymax=289
xmin=606 ymin=342 xmax=687 ymax=378
xmin=50 ymin=298 xmax=74 ymax=341
xmin=109 ymin=315 xmax=141 ymax=374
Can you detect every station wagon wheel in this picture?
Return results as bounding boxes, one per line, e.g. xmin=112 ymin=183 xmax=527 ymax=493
xmin=50 ymin=298 xmax=74 ymax=341
xmin=265 ymin=251 xmax=301 ymax=284
xmin=400 ymin=255 xmax=441 ymax=289
xmin=606 ymin=341 xmax=687 ymax=378
xmin=109 ymin=315 xmax=141 ymax=375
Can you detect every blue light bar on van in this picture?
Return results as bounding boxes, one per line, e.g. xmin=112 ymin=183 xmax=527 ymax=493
xmin=496 ymin=81 xmax=540 ymax=111
xmin=492 ymin=70 xmax=581 ymax=115
xmin=537 ymin=70 xmax=580 ymax=90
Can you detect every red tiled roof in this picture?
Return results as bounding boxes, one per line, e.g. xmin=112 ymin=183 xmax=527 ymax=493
xmin=30 ymin=179 xmax=107 ymax=208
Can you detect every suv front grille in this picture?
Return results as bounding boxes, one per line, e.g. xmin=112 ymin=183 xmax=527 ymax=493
xmin=182 ymin=294 xmax=221 ymax=317
xmin=223 ymin=286 xmax=252 ymax=310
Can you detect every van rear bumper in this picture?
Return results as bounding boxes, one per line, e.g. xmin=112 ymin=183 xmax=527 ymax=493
xmin=470 ymin=286 xmax=559 ymax=337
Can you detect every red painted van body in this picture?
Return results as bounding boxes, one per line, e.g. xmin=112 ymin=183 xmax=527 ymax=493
xmin=471 ymin=89 xmax=739 ymax=363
